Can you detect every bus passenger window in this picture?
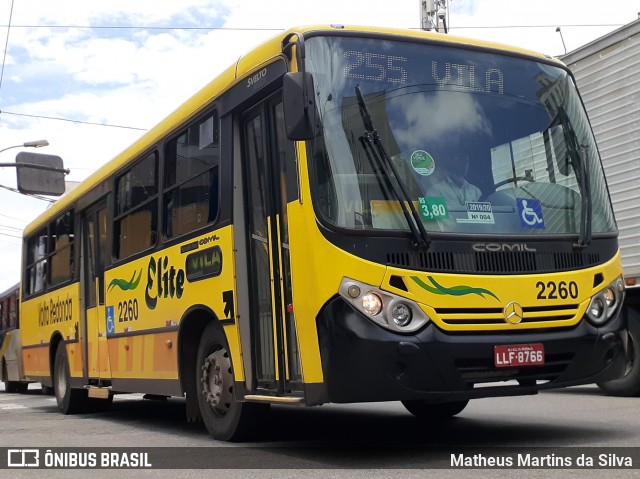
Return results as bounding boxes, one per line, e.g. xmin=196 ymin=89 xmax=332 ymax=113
xmin=114 ymin=152 xmax=158 ymax=259
xmin=49 ymin=210 xmax=74 ymax=287
xmin=25 ymin=228 xmax=48 ymax=295
xmin=164 ymin=111 xmax=220 ymax=238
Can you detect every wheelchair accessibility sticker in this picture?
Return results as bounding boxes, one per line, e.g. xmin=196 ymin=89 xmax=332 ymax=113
xmin=106 ymin=306 xmax=115 ymax=335
xmin=517 ymin=198 xmax=545 ymax=228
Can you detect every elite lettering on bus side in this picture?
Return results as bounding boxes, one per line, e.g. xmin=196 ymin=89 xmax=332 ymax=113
xmin=145 ymin=255 xmax=185 ymax=310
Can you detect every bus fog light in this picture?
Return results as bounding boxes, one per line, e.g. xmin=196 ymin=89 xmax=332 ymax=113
xmin=391 ymin=303 xmax=412 ymax=327
xmin=362 ymin=292 xmax=383 ymax=316
xmin=588 ymin=297 xmax=605 ymax=322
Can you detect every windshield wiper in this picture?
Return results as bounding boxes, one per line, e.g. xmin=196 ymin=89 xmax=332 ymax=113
xmin=354 ymin=86 xmax=430 ymax=248
xmin=576 ymin=143 xmax=592 ymax=247
xmin=555 ymin=107 xmax=591 ymax=248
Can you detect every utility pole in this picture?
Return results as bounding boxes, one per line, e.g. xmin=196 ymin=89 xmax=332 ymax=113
xmin=420 ymin=0 xmax=449 ymax=33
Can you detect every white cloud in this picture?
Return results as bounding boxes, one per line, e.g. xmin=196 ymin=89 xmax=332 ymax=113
xmin=0 ymin=0 xmax=638 ymax=289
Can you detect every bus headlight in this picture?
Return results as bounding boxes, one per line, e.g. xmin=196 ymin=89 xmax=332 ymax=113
xmin=603 ymin=288 xmax=615 ymax=307
xmin=586 ymin=276 xmax=624 ymax=326
xmin=339 ymin=278 xmax=430 ymax=333
xmin=362 ymin=292 xmax=383 ymax=316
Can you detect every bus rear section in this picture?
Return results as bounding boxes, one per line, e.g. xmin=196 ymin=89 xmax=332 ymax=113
xmin=0 ymin=283 xmax=31 ymax=393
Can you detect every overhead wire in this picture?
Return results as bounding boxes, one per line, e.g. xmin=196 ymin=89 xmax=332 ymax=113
xmin=0 ymin=211 xmax=26 ymax=222
xmin=0 ymin=110 xmax=147 ymax=131
xmin=0 ymin=23 xmax=628 ymax=31
xmin=0 ymin=184 xmax=55 ymax=202
xmin=0 ymin=0 xmax=15 ymax=95
xmin=0 ymin=19 xmax=629 ymax=130
xmin=0 ymin=224 xmax=23 ymax=231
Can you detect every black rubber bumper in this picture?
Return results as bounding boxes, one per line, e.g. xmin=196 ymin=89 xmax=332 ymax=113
xmin=316 ymin=296 xmax=626 ymax=404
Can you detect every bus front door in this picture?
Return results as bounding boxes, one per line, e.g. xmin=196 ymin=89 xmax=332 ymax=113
xmin=241 ymin=93 xmax=302 ymax=397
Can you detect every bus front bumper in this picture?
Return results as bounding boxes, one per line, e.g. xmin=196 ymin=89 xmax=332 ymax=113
xmin=316 ymin=296 xmax=626 ymax=404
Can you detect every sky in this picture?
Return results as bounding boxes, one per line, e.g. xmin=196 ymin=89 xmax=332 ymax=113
xmin=0 ymin=0 xmax=638 ymax=291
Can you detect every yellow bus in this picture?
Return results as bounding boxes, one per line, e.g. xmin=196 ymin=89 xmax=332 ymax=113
xmin=19 ymin=25 xmax=627 ymax=440
xmin=0 ymin=283 xmax=31 ymax=393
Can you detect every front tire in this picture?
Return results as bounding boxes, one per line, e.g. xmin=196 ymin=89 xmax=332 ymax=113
xmin=195 ymin=322 xmax=268 ymax=441
xmin=54 ymin=344 xmax=87 ymax=414
xmin=402 ymin=399 xmax=469 ymax=419
xmin=597 ymin=326 xmax=640 ymax=396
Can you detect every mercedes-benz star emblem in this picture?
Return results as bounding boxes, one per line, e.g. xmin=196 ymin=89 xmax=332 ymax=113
xmin=503 ymin=301 xmax=524 ymax=324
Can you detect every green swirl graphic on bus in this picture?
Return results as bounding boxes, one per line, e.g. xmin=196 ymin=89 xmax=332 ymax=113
xmin=411 ymin=275 xmax=499 ymax=301
xmin=107 ymin=269 xmax=143 ymax=293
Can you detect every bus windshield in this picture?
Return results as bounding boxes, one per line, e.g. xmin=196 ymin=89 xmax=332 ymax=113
xmin=306 ymin=35 xmax=617 ymax=236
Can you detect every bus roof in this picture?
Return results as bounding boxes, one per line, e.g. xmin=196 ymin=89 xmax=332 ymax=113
xmin=23 ymin=24 xmax=561 ymax=237
xmin=0 ymin=282 xmax=19 ymax=299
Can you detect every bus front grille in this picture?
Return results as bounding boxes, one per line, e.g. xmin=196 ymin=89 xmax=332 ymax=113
xmin=435 ymin=304 xmax=580 ymax=328
xmin=386 ymin=251 xmax=601 ymax=275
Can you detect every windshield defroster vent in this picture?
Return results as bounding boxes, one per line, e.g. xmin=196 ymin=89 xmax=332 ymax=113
xmin=386 ymin=251 xmax=601 ymax=274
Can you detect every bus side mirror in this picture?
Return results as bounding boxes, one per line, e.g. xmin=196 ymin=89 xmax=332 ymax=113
xmin=16 ymin=152 xmax=67 ymax=196
xmin=283 ymin=72 xmax=316 ymax=141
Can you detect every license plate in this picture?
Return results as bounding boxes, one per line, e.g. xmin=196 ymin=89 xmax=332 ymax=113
xmin=494 ymin=343 xmax=545 ymax=368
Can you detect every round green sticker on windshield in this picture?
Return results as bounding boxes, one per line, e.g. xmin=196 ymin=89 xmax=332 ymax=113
xmin=411 ymin=150 xmax=435 ymax=176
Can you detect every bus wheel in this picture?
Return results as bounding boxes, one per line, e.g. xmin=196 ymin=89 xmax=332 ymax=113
xmin=53 ymin=345 xmax=87 ymax=414
xmin=401 ymin=399 xmax=469 ymax=419
xmin=2 ymin=363 xmax=15 ymax=392
xmin=195 ymin=322 xmax=267 ymax=441
xmin=597 ymin=326 xmax=640 ymax=397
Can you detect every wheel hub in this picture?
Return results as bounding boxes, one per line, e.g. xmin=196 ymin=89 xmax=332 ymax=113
xmin=200 ymin=348 xmax=232 ymax=415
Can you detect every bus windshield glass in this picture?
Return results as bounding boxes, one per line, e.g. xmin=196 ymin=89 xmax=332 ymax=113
xmin=306 ymin=35 xmax=616 ymax=236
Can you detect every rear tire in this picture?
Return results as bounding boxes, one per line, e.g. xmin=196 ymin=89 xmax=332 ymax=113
xmin=53 ymin=344 xmax=87 ymax=414
xmin=195 ymin=321 xmax=268 ymax=441
xmin=2 ymin=363 xmax=16 ymax=392
xmin=402 ymin=399 xmax=469 ymax=419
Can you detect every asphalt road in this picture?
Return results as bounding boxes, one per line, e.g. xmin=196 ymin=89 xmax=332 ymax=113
xmin=1 ymin=382 xmax=639 ymax=478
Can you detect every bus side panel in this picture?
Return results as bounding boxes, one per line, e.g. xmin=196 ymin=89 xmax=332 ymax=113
xmin=107 ymin=332 xmax=178 ymax=380
xmin=103 ymin=225 xmax=241 ymax=389
xmin=21 ymin=345 xmax=50 ymax=378
xmin=20 ymin=283 xmax=82 ymax=379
